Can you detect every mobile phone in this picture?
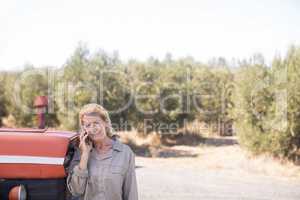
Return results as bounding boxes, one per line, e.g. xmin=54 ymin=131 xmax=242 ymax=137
xmin=84 ymin=131 xmax=92 ymax=145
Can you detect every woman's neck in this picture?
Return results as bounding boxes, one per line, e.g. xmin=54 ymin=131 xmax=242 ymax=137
xmin=94 ymin=137 xmax=113 ymax=154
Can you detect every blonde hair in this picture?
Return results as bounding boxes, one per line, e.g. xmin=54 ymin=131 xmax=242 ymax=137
xmin=79 ymin=103 xmax=116 ymax=138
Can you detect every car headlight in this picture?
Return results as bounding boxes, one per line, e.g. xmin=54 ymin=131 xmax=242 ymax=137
xmin=8 ymin=184 xmax=27 ymax=200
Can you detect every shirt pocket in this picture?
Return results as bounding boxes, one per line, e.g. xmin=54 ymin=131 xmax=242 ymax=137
xmin=106 ymin=165 xmax=125 ymax=182
xmin=104 ymin=165 xmax=125 ymax=195
xmin=111 ymin=165 xmax=125 ymax=175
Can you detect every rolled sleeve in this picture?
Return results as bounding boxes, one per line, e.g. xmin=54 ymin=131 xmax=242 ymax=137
xmin=67 ymin=148 xmax=89 ymax=196
xmin=67 ymin=165 xmax=89 ymax=196
xmin=72 ymin=165 xmax=89 ymax=177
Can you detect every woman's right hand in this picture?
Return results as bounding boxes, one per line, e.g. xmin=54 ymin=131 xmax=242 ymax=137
xmin=79 ymin=130 xmax=93 ymax=155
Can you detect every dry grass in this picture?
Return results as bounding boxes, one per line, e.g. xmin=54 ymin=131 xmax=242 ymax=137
xmin=242 ymin=151 xmax=300 ymax=179
xmin=118 ymin=130 xmax=162 ymax=157
xmin=118 ymin=129 xmax=162 ymax=147
xmin=119 ymin=130 xmax=300 ymax=180
xmin=151 ymin=140 xmax=300 ymax=180
xmin=1 ymin=114 xmax=16 ymax=128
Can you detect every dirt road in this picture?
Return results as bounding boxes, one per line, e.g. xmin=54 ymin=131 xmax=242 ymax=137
xmin=135 ymin=138 xmax=300 ymax=200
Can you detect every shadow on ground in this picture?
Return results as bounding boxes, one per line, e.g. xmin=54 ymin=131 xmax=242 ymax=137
xmin=127 ymin=141 xmax=198 ymax=158
xmin=161 ymin=131 xmax=238 ymax=147
xmin=135 ymin=165 xmax=143 ymax=169
xmin=202 ymin=137 xmax=238 ymax=147
xmin=127 ymin=131 xmax=238 ymax=158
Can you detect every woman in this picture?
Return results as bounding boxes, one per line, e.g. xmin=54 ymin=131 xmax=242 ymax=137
xmin=67 ymin=103 xmax=138 ymax=200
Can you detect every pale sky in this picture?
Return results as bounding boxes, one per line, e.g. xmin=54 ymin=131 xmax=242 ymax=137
xmin=0 ymin=0 xmax=299 ymax=70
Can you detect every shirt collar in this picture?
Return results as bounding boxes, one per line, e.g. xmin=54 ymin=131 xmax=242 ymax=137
xmin=112 ymin=138 xmax=123 ymax=152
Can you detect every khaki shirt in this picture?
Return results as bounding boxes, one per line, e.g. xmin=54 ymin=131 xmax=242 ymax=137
xmin=67 ymin=139 xmax=138 ymax=200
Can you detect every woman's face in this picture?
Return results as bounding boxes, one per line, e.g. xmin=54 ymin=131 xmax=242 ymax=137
xmin=82 ymin=115 xmax=107 ymax=141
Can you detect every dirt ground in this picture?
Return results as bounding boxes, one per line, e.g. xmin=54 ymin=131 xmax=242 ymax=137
xmin=134 ymin=137 xmax=300 ymax=200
